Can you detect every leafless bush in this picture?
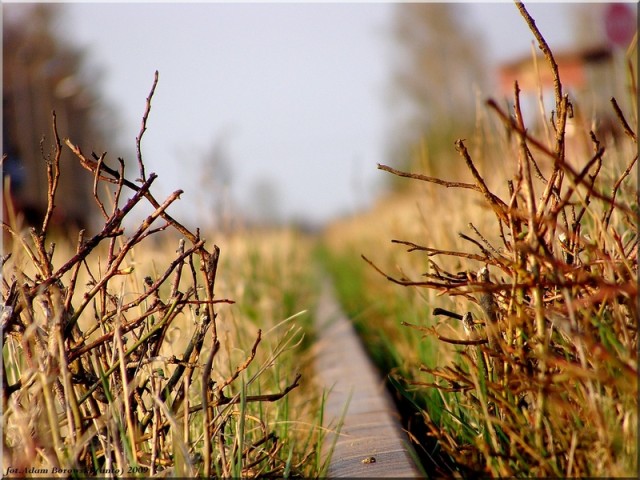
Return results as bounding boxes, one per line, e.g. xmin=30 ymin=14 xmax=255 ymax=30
xmin=368 ymin=4 xmax=637 ymax=476
xmin=1 ymin=73 xmax=300 ymax=476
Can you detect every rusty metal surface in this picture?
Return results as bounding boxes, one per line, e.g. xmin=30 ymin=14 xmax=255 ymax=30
xmin=314 ymin=280 xmax=423 ymax=478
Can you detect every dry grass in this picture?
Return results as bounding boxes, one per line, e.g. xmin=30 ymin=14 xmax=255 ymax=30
xmin=1 ymin=80 xmax=324 ymax=477
xmin=324 ymin=5 xmax=637 ymax=477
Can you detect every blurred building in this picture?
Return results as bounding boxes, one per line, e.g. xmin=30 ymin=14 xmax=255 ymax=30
xmin=498 ymin=45 xmax=614 ymax=96
xmin=496 ymin=42 xmax=630 ymax=155
xmin=496 ymin=2 xmax=636 ymax=146
xmin=3 ymin=5 xmax=101 ymax=232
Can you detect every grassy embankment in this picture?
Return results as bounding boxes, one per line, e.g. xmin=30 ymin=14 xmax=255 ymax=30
xmin=322 ymin=8 xmax=638 ymax=477
xmin=2 ymin=103 xmax=327 ymax=477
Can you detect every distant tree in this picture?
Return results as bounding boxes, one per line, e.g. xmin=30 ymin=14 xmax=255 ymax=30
xmin=248 ymin=177 xmax=281 ymax=226
xmin=386 ymin=3 xmax=488 ymax=174
xmin=3 ymin=4 xmax=116 ymax=231
xmin=193 ymin=132 xmax=236 ymax=231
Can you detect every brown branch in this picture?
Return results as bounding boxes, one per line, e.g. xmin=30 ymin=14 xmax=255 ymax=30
xmin=122 ymin=239 xmax=205 ymax=313
xmin=514 ymin=1 xmax=562 ymax=120
xmin=140 ymin=319 xmax=209 ymax=430
xmin=361 ymin=254 xmax=452 ymax=290
xmin=65 ymin=184 xmax=183 ymax=329
xmin=218 ymin=330 xmax=262 ymax=392
xmin=468 ymin=223 xmax=501 ymax=257
xmin=516 ymin=0 xmax=571 ymax=183
xmin=92 ymin=153 xmax=110 ymax=219
xmin=392 ymin=239 xmax=489 ymax=263
xmin=200 ymin=246 xmax=221 ymax=348
xmin=112 ymin=157 xmax=127 ymax=216
xmin=136 ymin=71 xmax=159 ymax=182
xmin=552 ymin=147 xmax=605 ymax=219
xmin=67 ymin=303 xmax=163 ymax=362
xmin=487 ymin=99 xmax=637 ymax=220
xmin=573 ymin=149 xmax=604 ymax=229
xmin=69 ymin=242 xmax=230 ymax=360
xmin=170 ymin=239 xmax=185 ymax=298
xmin=602 ymin=153 xmax=639 ymax=229
xmin=459 ymin=232 xmax=491 ymax=257
xmin=184 ymin=373 xmax=302 ymax=415
xmin=180 ymin=299 xmax=235 ymax=305
xmin=202 ymin=333 xmax=221 ymax=477
xmin=26 ymin=113 xmax=64 ymax=281
xmin=401 ymin=322 xmax=488 ymax=345
xmin=436 ymin=334 xmax=489 ymax=346
xmin=611 ymin=96 xmax=637 ymax=142
xmin=486 ymin=99 xmax=556 ymax=160
xmin=41 ymin=111 xmax=62 ymax=235
xmin=64 ymin=230 xmax=85 ymax=313
xmin=216 ymin=373 xmax=302 ymax=407
xmin=377 ymin=163 xmax=479 ymax=191
xmin=30 ymin=174 xmax=156 ymax=296
xmin=65 ymin=139 xmax=199 ymax=245
xmin=559 ymin=149 xmax=638 ymax=219
xmin=455 ymin=139 xmax=510 ymax=224
xmin=513 ymin=81 xmax=540 ymax=243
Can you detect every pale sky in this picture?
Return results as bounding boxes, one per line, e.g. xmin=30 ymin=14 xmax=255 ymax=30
xmin=8 ymin=2 xmax=636 ymax=227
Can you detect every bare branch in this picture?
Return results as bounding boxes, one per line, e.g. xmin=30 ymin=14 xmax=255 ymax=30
xmin=378 ymin=163 xmax=479 ymax=191
xmin=611 ymin=96 xmax=637 ymax=142
xmin=455 ymin=139 xmax=510 ymax=224
xmin=136 ymin=70 xmax=159 ymax=182
xmin=41 ymin=111 xmax=62 ymax=235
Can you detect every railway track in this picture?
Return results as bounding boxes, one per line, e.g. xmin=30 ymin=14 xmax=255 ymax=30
xmin=313 ymin=279 xmax=423 ymax=478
